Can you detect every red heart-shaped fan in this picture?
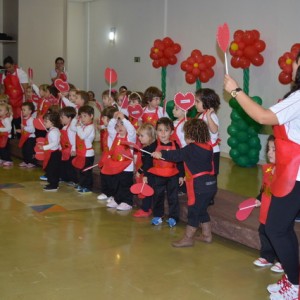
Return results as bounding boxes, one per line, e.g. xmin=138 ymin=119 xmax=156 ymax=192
xmin=130 ymin=183 xmax=154 ymax=197
xmin=33 ymin=117 xmax=46 ymax=131
xmin=128 ymin=104 xmax=144 ymax=119
xmin=236 ymin=198 xmax=257 ymax=221
xmin=54 ymin=79 xmax=70 ymax=93
xmin=174 ymin=92 xmax=195 ymax=111
xmin=104 ymin=68 xmax=118 ymax=84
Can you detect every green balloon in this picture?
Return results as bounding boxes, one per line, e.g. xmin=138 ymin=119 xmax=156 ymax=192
xmin=248 ymin=148 xmax=259 ymax=159
xmin=236 ymin=119 xmax=248 ymax=131
xmin=227 ymin=137 xmax=238 ymax=148
xmin=236 ymin=156 xmax=250 ymax=167
xmin=249 ymin=136 xmax=261 ymax=149
xmin=230 ymin=110 xmax=242 ymax=122
xmin=166 ymin=100 xmax=175 ymax=120
xmin=248 ymin=126 xmax=258 ymax=136
xmin=237 ymin=143 xmax=249 ymax=154
xmin=252 ymin=96 xmax=263 ymax=105
xmin=227 ymin=125 xmax=238 ymax=137
xmin=229 ymin=148 xmax=239 ymax=159
xmin=229 ymin=98 xmax=240 ymax=109
xmin=236 ymin=131 xmax=248 ymax=142
xmin=187 ymin=106 xmax=198 ymax=118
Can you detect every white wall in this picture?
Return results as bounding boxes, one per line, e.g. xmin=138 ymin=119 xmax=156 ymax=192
xmin=84 ymin=0 xmax=299 ymax=160
xmin=18 ymin=0 xmax=67 ymax=84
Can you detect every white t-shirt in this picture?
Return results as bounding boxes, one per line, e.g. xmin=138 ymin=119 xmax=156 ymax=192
xmin=270 ymin=90 xmax=300 ymax=180
xmin=76 ymin=123 xmax=95 ymax=157
xmin=198 ymin=111 xmax=220 ymax=153
xmin=173 ymin=119 xmax=187 ymax=148
xmin=43 ymin=127 xmax=61 ymax=151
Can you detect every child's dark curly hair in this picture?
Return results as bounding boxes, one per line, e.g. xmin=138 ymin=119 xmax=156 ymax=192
xmin=195 ymin=88 xmax=220 ymax=111
xmin=43 ymin=111 xmax=61 ymax=128
xmin=183 ymin=119 xmax=210 ymax=143
xmin=142 ymin=86 xmax=162 ymax=106
xmin=156 ymin=117 xmax=174 ymax=131
xmin=266 ymin=135 xmax=275 ymax=155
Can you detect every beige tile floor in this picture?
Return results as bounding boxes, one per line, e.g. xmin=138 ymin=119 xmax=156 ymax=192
xmin=0 ymin=157 xmax=280 ymax=300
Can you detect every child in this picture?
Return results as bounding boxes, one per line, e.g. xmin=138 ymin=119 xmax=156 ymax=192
xmin=102 ymin=111 xmax=136 ymax=211
xmin=62 ymin=90 xmax=89 ymax=112
xmin=133 ymin=123 xmax=156 ymax=217
xmin=128 ymin=91 xmax=143 ymax=130
xmin=152 ymin=119 xmax=217 ymax=246
xmin=73 ymin=105 xmax=95 ymax=194
xmin=17 ymin=102 xmax=36 ymax=168
xmin=141 ymin=86 xmax=167 ymax=126
xmin=253 ymin=135 xmax=283 ymax=273
xmin=172 ymin=104 xmax=187 ymax=148
xmin=116 ymin=91 xmax=129 ymax=116
xmin=59 ymin=106 xmax=78 ymax=186
xmin=195 ymin=88 xmax=221 ymax=175
xmin=102 ymin=89 xmax=118 ymax=109
xmin=40 ymin=111 xmax=62 ymax=191
xmin=0 ymin=103 xmax=13 ymax=166
xmin=147 ymin=117 xmax=184 ymax=227
xmin=97 ymin=105 xmax=119 ymax=201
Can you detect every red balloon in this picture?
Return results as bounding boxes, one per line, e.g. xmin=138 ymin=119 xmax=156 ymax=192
xmin=242 ymin=31 xmax=255 ymax=45
xmin=164 ymin=48 xmax=174 ymax=58
xmin=199 ymin=70 xmax=210 ymax=83
xmin=282 ymin=64 xmax=292 ymax=73
xmin=279 ymin=71 xmax=292 ymax=84
xmin=168 ymin=56 xmax=177 ymax=65
xmin=185 ymin=72 xmax=196 ymax=84
xmin=152 ymin=60 xmax=161 ymax=69
xmin=173 ymin=43 xmax=181 ymax=54
xmin=238 ymin=41 xmax=246 ymax=50
xmin=180 ymin=61 xmax=189 ymax=71
xmin=231 ymin=56 xmax=240 ymax=68
xmin=154 ymin=39 xmax=163 ymax=48
xmin=198 ymin=62 xmax=206 ymax=71
xmin=185 ymin=63 xmax=193 ymax=72
xmin=251 ymin=54 xmax=264 ymax=66
xmin=159 ymin=57 xmax=168 ymax=67
xmin=156 ymin=51 xmax=163 ymax=58
xmin=252 ymin=30 xmax=260 ymax=40
xmin=234 ymin=30 xmax=244 ymax=42
xmin=163 ymin=37 xmax=173 ymax=47
xmin=187 ymin=57 xmax=196 ymax=64
xmin=191 ymin=49 xmax=202 ymax=59
xmin=254 ymin=40 xmax=266 ymax=52
xmin=204 ymin=55 xmax=216 ymax=67
xmin=192 ymin=68 xmax=201 ymax=76
xmin=150 ymin=52 xmax=159 ymax=60
xmin=206 ymin=68 xmax=214 ymax=79
xmin=244 ymin=46 xmax=257 ymax=58
xmin=239 ymin=57 xmax=251 ymax=69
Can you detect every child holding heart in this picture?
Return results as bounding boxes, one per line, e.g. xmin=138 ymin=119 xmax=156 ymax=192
xmin=252 ymin=135 xmax=283 ymax=274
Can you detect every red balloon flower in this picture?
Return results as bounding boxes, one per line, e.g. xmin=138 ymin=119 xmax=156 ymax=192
xmin=180 ymin=49 xmax=216 ymax=84
xmin=149 ymin=37 xmax=181 ymax=69
xmin=278 ymin=43 xmax=300 ymax=85
xmin=229 ymin=29 xmax=266 ymax=69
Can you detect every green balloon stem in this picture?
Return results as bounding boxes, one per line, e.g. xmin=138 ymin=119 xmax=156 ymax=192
xmin=196 ymin=78 xmax=202 ymax=91
xmin=161 ymin=67 xmax=167 ymax=104
xmin=243 ymin=68 xmax=249 ymax=96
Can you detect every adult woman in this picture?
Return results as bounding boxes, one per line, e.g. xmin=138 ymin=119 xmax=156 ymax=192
xmin=1 ymin=56 xmax=28 ymax=138
xmin=224 ymin=53 xmax=300 ymax=300
xmin=50 ymin=57 xmax=68 ymax=83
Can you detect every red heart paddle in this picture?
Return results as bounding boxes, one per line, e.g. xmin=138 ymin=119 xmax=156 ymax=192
xmin=236 ymin=198 xmax=257 ymax=221
xmin=174 ymin=92 xmax=195 ymax=111
xmin=130 ymin=182 xmax=154 ymax=197
xmin=127 ymin=104 xmax=143 ymax=119
xmin=54 ymin=79 xmax=70 ymax=93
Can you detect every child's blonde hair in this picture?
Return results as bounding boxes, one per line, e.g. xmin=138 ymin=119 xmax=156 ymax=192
xmin=137 ymin=123 xmax=156 ymax=144
xmin=0 ymin=102 xmax=12 ymax=117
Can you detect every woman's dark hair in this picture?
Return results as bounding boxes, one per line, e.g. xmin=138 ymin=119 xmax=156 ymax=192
xmin=3 ymin=56 xmax=14 ymax=65
xmin=266 ymin=134 xmax=275 ymax=155
xmin=284 ymin=51 xmax=300 ymax=99
xmin=183 ymin=118 xmax=210 ymax=143
xmin=156 ymin=117 xmax=174 ymax=131
xmin=195 ymin=88 xmax=220 ymax=111
xmin=55 ymin=57 xmax=64 ymax=64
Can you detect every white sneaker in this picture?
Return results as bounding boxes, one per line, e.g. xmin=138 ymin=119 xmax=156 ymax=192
xmin=270 ymin=262 xmax=284 ymax=273
xmin=116 ymin=202 xmax=132 ymax=211
xmin=3 ymin=161 xmax=13 ymax=167
xmin=253 ymin=257 xmax=273 ymax=267
xmin=97 ymin=193 xmax=107 ymax=201
xmin=269 ymin=281 xmax=299 ymax=300
xmin=267 ymin=274 xmax=288 ymax=293
xmin=19 ymin=162 xmax=27 ymax=167
xmin=106 ymin=197 xmax=118 ymax=208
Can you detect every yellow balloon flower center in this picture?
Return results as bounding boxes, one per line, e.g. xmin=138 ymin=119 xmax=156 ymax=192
xmin=193 ymin=63 xmax=199 ymax=68
xmin=154 ymin=48 xmax=159 ymax=53
xmin=286 ymin=58 xmax=292 ymax=65
xmin=231 ymin=42 xmax=239 ymax=51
